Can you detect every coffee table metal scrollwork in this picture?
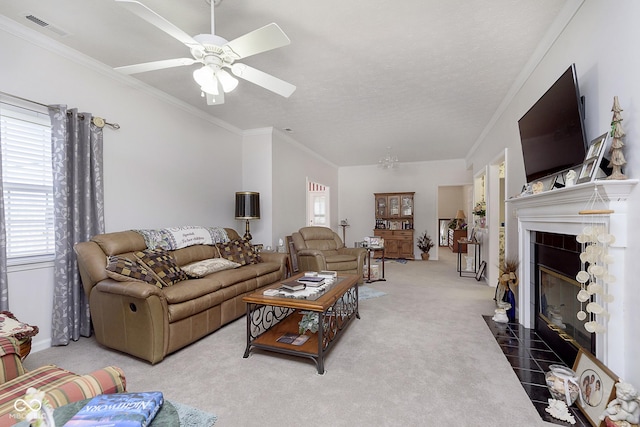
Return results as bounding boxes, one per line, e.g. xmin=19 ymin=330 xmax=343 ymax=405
xmin=242 ymin=274 xmax=360 ymax=374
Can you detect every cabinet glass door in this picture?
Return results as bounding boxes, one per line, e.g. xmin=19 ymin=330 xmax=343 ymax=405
xmin=401 ymin=195 xmax=413 ymax=216
xmin=388 ymin=196 xmax=400 ymax=216
xmin=376 ymin=196 xmax=387 ymax=217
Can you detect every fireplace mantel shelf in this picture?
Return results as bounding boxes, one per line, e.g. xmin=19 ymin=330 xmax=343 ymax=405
xmin=507 ymin=179 xmax=638 ymax=210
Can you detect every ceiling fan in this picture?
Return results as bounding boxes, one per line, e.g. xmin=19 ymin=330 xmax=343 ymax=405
xmin=114 ymin=0 xmax=296 ymax=105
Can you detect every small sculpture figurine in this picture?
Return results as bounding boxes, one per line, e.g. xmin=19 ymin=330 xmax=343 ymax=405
xmin=600 ymin=382 xmax=640 ymax=425
xmin=566 ymin=170 xmax=577 ymax=187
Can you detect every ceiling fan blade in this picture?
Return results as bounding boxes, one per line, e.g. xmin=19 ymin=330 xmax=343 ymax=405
xmin=116 ymin=0 xmax=202 ymax=49
xmin=223 ymin=23 xmax=290 ymax=60
xmin=115 ymin=58 xmax=197 ymax=75
xmin=230 ymin=64 xmax=296 ymax=98
xmin=206 ymin=91 xmax=225 ymax=105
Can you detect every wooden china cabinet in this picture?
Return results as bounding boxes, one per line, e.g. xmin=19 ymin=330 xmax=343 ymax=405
xmin=373 ymin=192 xmax=414 ymax=259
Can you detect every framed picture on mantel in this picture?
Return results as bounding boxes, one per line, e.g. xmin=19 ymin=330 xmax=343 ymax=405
xmin=577 ymin=132 xmax=608 ymax=184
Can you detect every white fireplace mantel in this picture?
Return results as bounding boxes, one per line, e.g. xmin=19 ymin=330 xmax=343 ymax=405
xmin=507 ymin=179 xmax=637 ymax=377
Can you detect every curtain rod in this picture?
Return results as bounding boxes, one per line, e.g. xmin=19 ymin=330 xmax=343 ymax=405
xmin=0 ymin=91 xmax=120 ymax=130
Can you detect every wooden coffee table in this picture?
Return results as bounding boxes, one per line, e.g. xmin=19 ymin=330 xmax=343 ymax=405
xmin=242 ymin=274 xmax=360 ymax=374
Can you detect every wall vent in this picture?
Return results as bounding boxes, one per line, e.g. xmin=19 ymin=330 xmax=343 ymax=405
xmin=22 ymin=13 xmax=70 ymax=37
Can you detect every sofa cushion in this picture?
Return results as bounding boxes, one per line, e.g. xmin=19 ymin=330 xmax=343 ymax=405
xmin=182 ymin=258 xmax=241 ymax=278
xmin=105 ymin=256 xmax=163 ymax=288
xmin=134 ymin=248 xmax=189 ymax=287
xmin=216 ymin=238 xmax=260 ymax=266
xmin=0 ymin=338 xmax=25 ymax=384
xmin=0 ymin=365 xmax=127 ymax=422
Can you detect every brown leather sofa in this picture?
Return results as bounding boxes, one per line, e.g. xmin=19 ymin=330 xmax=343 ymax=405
xmin=292 ymin=227 xmax=367 ymax=284
xmin=74 ymin=228 xmax=287 ymax=364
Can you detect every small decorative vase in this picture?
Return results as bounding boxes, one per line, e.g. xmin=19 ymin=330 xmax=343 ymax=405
xmin=503 ymin=287 xmax=516 ymax=322
xmin=420 ymin=253 xmax=429 ymax=260
xmin=480 ymin=217 xmax=486 ymax=228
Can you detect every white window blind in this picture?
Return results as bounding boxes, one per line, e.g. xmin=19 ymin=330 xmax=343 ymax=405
xmin=0 ymin=103 xmax=55 ymax=259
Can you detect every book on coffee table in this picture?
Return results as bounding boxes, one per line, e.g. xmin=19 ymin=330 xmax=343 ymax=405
xmin=281 ymin=281 xmax=306 ymax=291
xmin=276 ymin=333 xmax=310 ymax=346
xmin=297 ymin=276 xmax=325 ymax=286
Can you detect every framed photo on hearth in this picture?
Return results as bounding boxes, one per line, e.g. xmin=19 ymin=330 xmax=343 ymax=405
xmin=573 ymin=349 xmax=619 ymax=426
xmin=577 ymin=132 xmax=608 ymax=184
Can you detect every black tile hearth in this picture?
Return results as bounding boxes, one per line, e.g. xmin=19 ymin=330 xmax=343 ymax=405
xmin=483 ymin=316 xmax=591 ymax=427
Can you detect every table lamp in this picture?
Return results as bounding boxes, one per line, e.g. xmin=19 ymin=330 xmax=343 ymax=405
xmin=235 ymin=192 xmax=260 ymax=240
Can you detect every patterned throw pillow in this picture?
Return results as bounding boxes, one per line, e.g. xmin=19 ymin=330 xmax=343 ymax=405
xmin=134 ymin=248 xmax=189 ymax=287
xmin=216 ymin=238 xmax=260 ymax=266
xmin=105 ymin=256 xmax=163 ymax=288
xmin=181 ymin=258 xmax=241 ymax=278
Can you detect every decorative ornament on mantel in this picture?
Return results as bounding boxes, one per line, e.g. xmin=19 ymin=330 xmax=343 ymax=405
xmin=575 ymin=186 xmax=616 ymax=334
xmin=607 ymin=96 xmax=627 ymax=180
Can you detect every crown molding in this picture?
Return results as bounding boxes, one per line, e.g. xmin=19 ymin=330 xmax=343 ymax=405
xmin=0 ymin=14 xmax=243 ymax=136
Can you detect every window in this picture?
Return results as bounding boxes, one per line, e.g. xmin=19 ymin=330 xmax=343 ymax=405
xmin=0 ymin=102 xmax=54 ymax=261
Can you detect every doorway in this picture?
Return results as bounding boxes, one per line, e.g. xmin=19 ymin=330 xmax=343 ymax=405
xmin=306 ymin=179 xmax=330 ymax=226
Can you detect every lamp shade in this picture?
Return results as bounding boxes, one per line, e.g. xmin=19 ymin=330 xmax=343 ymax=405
xmin=455 ymin=209 xmax=466 ymax=220
xmin=235 ymin=192 xmax=260 ymax=219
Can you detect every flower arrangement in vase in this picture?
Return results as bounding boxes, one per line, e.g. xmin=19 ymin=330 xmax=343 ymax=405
xmin=473 ymin=201 xmax=486 ymax=217
xmin=473 ymin=201 xmax=486 ymax=227
xmin=417 ymin=231 xmax=434 ymax=260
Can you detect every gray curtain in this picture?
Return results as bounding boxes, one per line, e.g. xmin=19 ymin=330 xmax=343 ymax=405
xmin=48 ymin=105 xmax=104 ymax=345
xmin=0 ymin=130 xmax=8 ymax=311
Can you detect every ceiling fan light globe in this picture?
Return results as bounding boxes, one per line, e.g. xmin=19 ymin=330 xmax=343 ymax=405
xmin=217 ymin=69 xmax=239 ymax=93
xmin=200 ymin=83 xmax=219 ymax=95
xmin=193 ymin=66 xmax=216 ymax=88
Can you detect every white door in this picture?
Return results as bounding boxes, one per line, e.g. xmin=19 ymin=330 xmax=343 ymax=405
xmin=307 ymin=180 xmax=330 ymax=226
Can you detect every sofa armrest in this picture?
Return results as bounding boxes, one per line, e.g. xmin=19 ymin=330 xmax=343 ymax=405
xmin=44 ymin=366 xmax=127 ymax=408
xmin=296 ymin=249 xmax=324 ymax=257
xmin=338 ymin=247 xmax=367 ymax=259
xmin=259 ymin=252 xmax=288 ymax=266
xmin=91 ymin=281 xmax=168 ymax=364
xmin=0 ymin=337 xmax=25 ymax=384
xmin=95 ymin=279 xmax=164 ymax=299
xmin=295 ymin=250 xmax=328 ymax=272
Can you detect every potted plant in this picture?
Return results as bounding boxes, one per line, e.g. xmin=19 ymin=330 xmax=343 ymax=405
xmin=417 ymin=231 xmax=434 ymax=260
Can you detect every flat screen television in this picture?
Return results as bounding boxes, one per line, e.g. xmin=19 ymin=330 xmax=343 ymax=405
xmin=518 ymin=64 xmax=588 ymax=183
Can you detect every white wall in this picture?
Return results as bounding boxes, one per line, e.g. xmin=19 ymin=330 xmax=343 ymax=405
xmin=271 ymin=130 xmax=339 ymax=247
xmin=1 ymin=18 xmax=244 ymax=352
xmin=241 ymin=129 xmax=274 ymax=246
xmin=437 ymin=186 xmax=465 ymax=219
xmin=465 ymin=0 xmax=640 ymax=385
xmin=339 ymin=160 xmax=472 ymax=260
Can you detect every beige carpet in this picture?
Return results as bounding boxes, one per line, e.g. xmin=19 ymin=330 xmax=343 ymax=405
xmin=25 ymin=250 xmax=555 ymax=426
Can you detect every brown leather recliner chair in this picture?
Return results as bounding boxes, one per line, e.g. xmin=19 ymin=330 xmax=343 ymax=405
xmin=292 ymin=226 xmax=367 ymax=284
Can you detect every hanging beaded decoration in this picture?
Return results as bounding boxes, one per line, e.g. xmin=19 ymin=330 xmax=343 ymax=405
xmin=575 ymin=186 xmax=615 ymax=334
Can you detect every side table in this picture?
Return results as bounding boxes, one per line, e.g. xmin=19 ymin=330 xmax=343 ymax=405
xmin=457 ymin=239 xmax=480 ymax=278
xmin=365 ymin=246 xmax=386 ymax=283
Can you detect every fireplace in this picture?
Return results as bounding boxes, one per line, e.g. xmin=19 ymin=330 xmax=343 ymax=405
xmin=507 ymin=180 xmax=636 ymax=379
xmin=533 ymin=231 xmax=595 ymax=365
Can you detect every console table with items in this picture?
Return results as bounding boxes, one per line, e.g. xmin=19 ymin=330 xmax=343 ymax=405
xmin=373 ymin=192 xmax=415 ymax=259
xmin=364 ymin=246 xmax=385 ymax=283
xmin=457 ymin=239 xmax=481 ymax=278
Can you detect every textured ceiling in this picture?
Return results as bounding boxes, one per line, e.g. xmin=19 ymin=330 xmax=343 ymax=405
xmin=0 ymin=0 xmax=568 ymax=166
